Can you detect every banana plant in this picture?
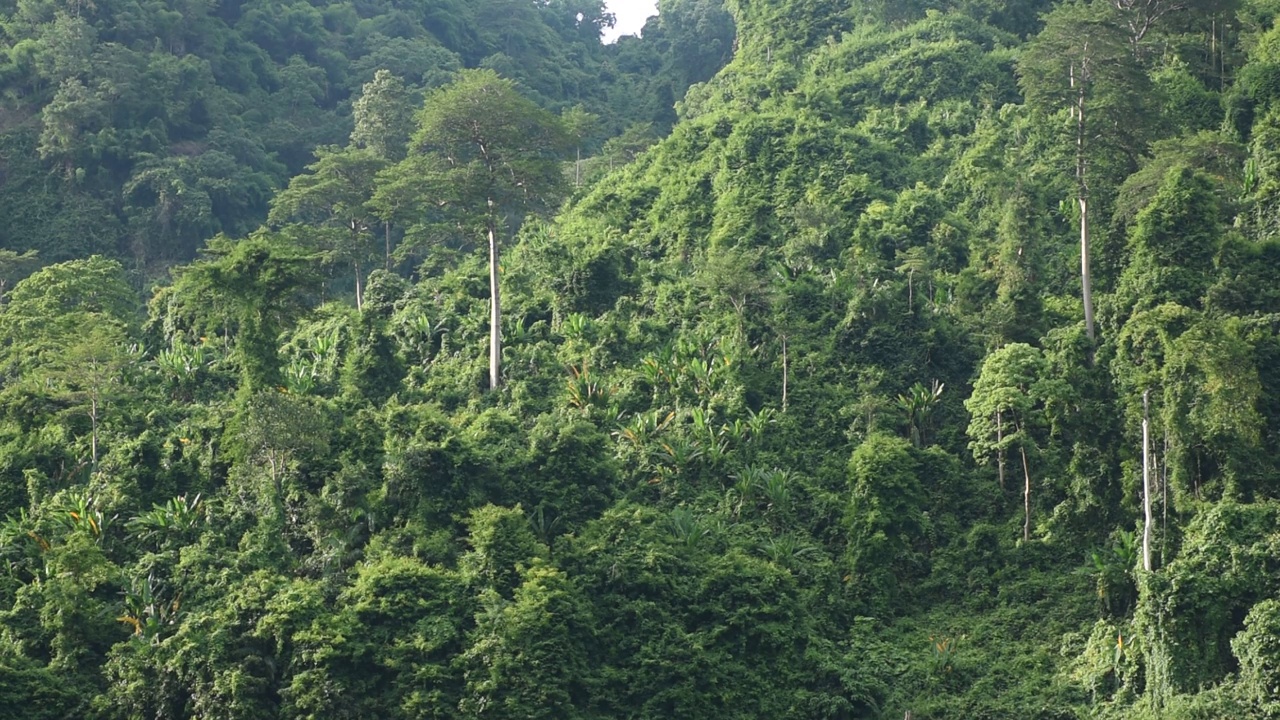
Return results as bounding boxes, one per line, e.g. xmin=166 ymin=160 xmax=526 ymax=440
xmin=154 ymin=340 xmax=215 ymax=400
xmin=566 ymin=363 xmax=609 ymax=412
xmin=398 ymin=313 xmax=448 ymax=365
xmin=896 ymin=380 xmax=945 ymax=447
xmin=653 ymin=435 xmax=705 ymax=489
xmin=56 ymin=491 xmax=110 ymax=542
xmin=612 ymin=409 xmax=675 ymax=450
xmin=126 ymin=494 xmax=204 ymax=547
xmin=529 ymin=505 xmax=563 ymax=549
xmin=687 ymin=408 xmax=729 ymax=467
xmin=283 ymin=356 xmax=317 ymax=395
xmin=928 ymin=635 xmax=961 ymax=676
xmin=560 ymin=312 xmax=591 ymax=341
xmin=729 ymin=464 xmax=770 ymax=518
xmin=757 ymin=468 xmax=794 ymax=513
xmin=308 ymin=327 xmax=342 ymax=379
xmin=760 ymin=534 xmax=817 ymax=566
xmin=667 ymin=507 xmax=710 ymax=551
xmin=743 ymin=407 xmax=777 ymax=461
xmin=118 ymin=573 xmax=181 ymax=641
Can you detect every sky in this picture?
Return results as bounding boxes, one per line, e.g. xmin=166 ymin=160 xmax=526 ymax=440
xmin=603 ymin=0 xmax=659 ymax=42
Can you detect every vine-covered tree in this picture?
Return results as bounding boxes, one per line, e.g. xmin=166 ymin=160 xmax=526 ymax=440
xmin=390 ymin=70 xmax=568 ymax=390
xmin=268 ymin=147 xmax=387 ymax=308
xmin=1019 ymin=0 xmax=1151 ymax=340
xmin=965 ymin=343 xmax=1058 ymax=541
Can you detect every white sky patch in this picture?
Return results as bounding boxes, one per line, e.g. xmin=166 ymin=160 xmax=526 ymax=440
xmin=603 ymin=0 xmax=659 ymax=43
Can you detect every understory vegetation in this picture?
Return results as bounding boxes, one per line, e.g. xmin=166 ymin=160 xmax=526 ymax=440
xmin=4 ymin=0 xmax=1280 ymax=717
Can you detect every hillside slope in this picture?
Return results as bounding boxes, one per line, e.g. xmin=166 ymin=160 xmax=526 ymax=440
xmin=4 ymin=0 xmax=1280 ymax=718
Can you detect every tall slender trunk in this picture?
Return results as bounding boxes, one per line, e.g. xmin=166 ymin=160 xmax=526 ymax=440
xmin=488 ymin=217 xmax=502 ymax=391
xmin=385 ymin=221 xmax=392 ymax=270
xmin=1162 ymin=431 xmax=1169 ymax=565
xmin=354 ymin=260 xmax=364 ymax=312
xmin=1076 ymin=86 xmax=1095 ymax=342
xmin=1142 ymin=390 xmax=1153 ymax=572
xmin=1220 ymin=17 xmax=1227 ymax=91
xmin=1211 ymin=17 xmax=1218 ymax=87
xmin=90 ymin=393 xmax=99 ymax=467
xmin=1021 ymin=442 xmax=1031 ymax=542
xmin=781 ymin=334 xmax=789 ymax=413
xmin=268 ymin=451 xmax=282 ymax=496
xmin=575 ymin=146 xmax=582 ymax=187
xmin=351 ymin=221 xmax=365 ymax=311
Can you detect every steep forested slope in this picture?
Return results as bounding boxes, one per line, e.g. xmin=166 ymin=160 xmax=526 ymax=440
xmin=5 ymin=0 xmax=1280 ymax=718
xmin=0 ymin=0 xmax=726 ymax=273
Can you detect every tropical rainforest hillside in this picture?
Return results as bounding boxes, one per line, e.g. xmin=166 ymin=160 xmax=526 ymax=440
xmin=4 ymin=0 xmax=1280 ymax=717
xmin=0 ymin=0 xmax=733 ymax=271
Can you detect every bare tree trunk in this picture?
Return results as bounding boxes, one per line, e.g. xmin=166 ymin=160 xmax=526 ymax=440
xmin=1219 ymin=16 xmax=1227 ymax=91
xmin=781 ymin=334 xmax=789 ymax=413
xmin=1079 ymin=194 xmax=1094 ymax=340
xmin=1076 ymin=85 xmax=1095 ymax=342
xmin=488 ymin=218 xmax=502 ymax=391
xmin=1142 ymin=390 xmax=1153 ymax=572
xmin=1020 ymin=442 xmax=1032 ymax=542
xmin=575 ymin=146 xmax=582 ymax=187
xmin=385 ymin=221 xmax=392 ymax=270
xmin=1162 ymin=431 xmax=1169 ymax=565
xmin=90 ymin=393 xmax=99 ymax=467
xmin=354 ymin=260 xmax=364 ymax=312
xmin=1211 ymin=16 xmax=1218 ymax=88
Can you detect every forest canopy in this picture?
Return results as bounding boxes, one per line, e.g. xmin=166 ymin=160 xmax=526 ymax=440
xmin=4 ymin=0 xmax=1280 ymax=718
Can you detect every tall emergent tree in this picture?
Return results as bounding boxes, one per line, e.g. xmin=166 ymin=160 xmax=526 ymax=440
xmin=0 ymin=256 xmax=137 ymax=467
xmin=561 ymin=105 xmax=599 ymax=188
xmin=163 ymin=234 xmax=319 ymax=393
xmin=965 ymin=343 xmax=1056 ymax=542
xmin=1019 ymin=1 xmax=1149 ymax=341
xmin=351 ymin=70 xmax=418 ymax=163
xmin=268 ymin=146 xmax=387 ymax=308
xmin=397 ymin=69 xmax=568 ymax=390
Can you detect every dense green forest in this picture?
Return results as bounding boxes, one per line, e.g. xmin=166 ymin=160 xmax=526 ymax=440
xmin=0 ymin=0 xmax=732 ymax=272
xmin=4 ymin=0 xmax=1280 ymax=716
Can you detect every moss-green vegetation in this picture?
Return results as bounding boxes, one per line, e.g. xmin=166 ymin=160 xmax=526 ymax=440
xmin=4 ymin=0 xmax=1280 ymax=717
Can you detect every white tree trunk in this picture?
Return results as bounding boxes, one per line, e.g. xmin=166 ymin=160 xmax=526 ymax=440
xmin=1079 ymin=195 xmax=1094 ymax=341
xmin=354 ymin=260 xmax=364 ymax=312
xmin=1021 ymin=443 xmax=1032 ymax=542
xmin=1142 ymin=390 xmax=1153 ymax=571
xmin=781 ymin=335 xmax=789 ymax=413
xmin=1076 ymin=87 xmax=1095 ymax=341
xmin=488 ymin=219 xmax=502 ymax=391
xmin=90 ymin=393 xmax=99 ymax=467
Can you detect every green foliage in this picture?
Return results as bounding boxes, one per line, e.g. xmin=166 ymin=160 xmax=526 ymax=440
xmin=350 ymin=70 xmax=418 ymax=162
xmin=403 ymin=69 xmax=569 ymax=234
xmin=0 ymin=0 xmax=723 ymax=278
xmin=1234 ymin=599 xmax=1280 ymax=714
xmin=461 ymin=505 xmax=547 ymax=599
xmin=460 ymin=561 xmax=592 ymax=719
xmin=163 ymin=233 xmax=320 ymax=391
xmin=964 ymin=344 xmax=1050 ymax=478
xmin=0 ymin=256 xmax=136 ymax=368
xmin=4 ymin=1 xmax=1280 ymax=718
xmin=847 ymin=434 xmax=926 ymax=608
xmin=1113 ymin=166 xmax=1222 ymax=318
